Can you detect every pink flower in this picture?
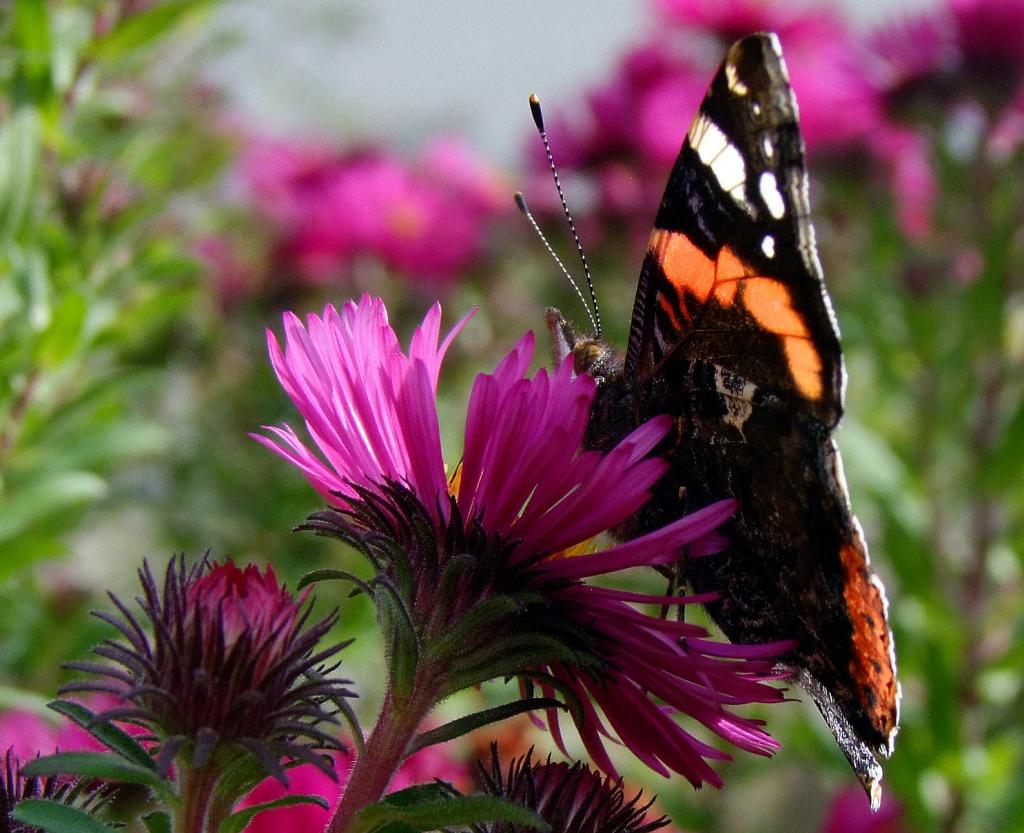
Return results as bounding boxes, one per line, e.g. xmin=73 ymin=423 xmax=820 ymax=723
xmin=869 ymin=125 xmax=937 ymax=241
xmin=951 ymin=0 xmax=1024 ymax=70
xmin=239 ymin=138 xmax=504 ymax=283
xmin=868 ymin=13 xmax=958 ymax=95
xmin=480 ymin=748 xmax=670 ymax=833
xmin=657 ymin=0 xmax=805 ymax=41
xmin=259 ymin=296 xmax=789 ymax=789
xmin=185 ymin=560 xmax=303 ymax=677
xmin=62 ymin=557 xmax=352 ymax=783
xmin=238 ymin=744 xmax=471 ymax=833
xmin=0 ymin=711 xmax=64 ymax=760
xmin=255 ymin=296 xmax=472 ymax=514
xmin=988 ymin=83 xmax=1024 ymax=158
xmin=0 ymin=695 xmax=147 ymax=760
xmin=193 ymin=236 xmax=254 ymax=310
xmin=821 ymin=785 xmax=910 ymax=833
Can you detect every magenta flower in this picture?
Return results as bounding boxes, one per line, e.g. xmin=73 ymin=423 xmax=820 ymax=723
xmin=239 ymin=138 xmax=504 ymax=283
xmin=657 ymin=0 xmax=804 ymax=41
xmin=479 ymin=746 xmax=668 ymax=833
xmin=0 ymin=711 xmax=66 ymax=761
xmin=868 ymin=125 xmax=938 ymax=241
xmin=951 ymin=0 xmax=1024 ymax=70
xmin=259 ymin=296 xmax=789 ymax=789
xmin=868 ymin=13 xmax=958 ymax=97
xmin=989 ymin=83 xmax=1024 ymax=157
xmin=821 ymin=785 xmax=910 ymax=833
xmin=63 ymin=557 xmax=353 ymax=784
xmin=255 ymin=296 xmax=472 ymax=513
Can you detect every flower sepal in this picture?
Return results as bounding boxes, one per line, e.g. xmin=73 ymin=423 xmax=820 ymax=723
xmin=376 ymin=582 xmax=421 ymax=703
xmin=408 ymin=697 xmax=566 ymax=755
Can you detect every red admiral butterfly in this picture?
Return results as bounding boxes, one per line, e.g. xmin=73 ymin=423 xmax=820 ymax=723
xmin=542 ymin=33 xmax=900 ymax=808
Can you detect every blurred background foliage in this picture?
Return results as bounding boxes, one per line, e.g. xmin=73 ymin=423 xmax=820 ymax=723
xmin=1 ymin=1 xmax=1023 ymax=832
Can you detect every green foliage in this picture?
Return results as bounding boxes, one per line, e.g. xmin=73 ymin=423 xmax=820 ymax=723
xmin=355 ymin=784 xmax=550 ymax=833
xmin=11 ymin=799 xmax=116 ymax=833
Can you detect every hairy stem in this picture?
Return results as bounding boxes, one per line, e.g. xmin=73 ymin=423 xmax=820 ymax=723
xmin=326 ymin=681 xmax=438 ymax=833
xmin=176 ymin=762 xmax=220 ymax=833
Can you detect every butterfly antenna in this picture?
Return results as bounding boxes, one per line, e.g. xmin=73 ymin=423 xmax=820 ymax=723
xmin=515 ymin=192 xmax=598 ymax=334
xmin=529 ymin=93 xmax=602 ymax=338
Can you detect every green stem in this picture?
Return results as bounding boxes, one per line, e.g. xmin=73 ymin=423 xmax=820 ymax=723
xmin=326 ymin=683 xmax=438 ymax=833
xmin=176 ymin=762 xmax=220 ymax=833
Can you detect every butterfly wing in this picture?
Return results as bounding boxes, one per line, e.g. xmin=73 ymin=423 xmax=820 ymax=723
xmin=620 ymin=33 xmax=899 ymax=806
xmin=625 ymin=33 xmax=844 ymax=429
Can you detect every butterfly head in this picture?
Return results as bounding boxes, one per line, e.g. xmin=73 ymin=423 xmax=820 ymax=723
xmin=546 ymin=307 xmax=623 ymax=382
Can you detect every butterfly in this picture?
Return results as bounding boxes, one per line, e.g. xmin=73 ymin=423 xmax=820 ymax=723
xmin=544 ymin=33 xmax=900 ymax=808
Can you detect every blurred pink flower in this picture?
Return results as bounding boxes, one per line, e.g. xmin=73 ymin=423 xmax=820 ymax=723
xmin=868 ymin=13 xmax=958 ymax=95
xmin=194 ymin=236 xmax=254 ymax=309
xmin=657 ymin=0 xmax=802 ymax=40
xmin=988 ymin=83 xmax=1024 ymax=158
xmin=0 ymin=695 xmax=149 ymax=760
xmin=0 ymin=711 xmax=64 ymax=759
xmin=821 ymin=785 xmax=910 ymax=833
xmin=869 ymin=125 xmax=937 ymax=241
xmin=239 ymin=137 xmax=504 ymax=283
xmin=782 ymin=20 xmax=883 ymax=150
xmin=951 ymin=0 xmax=1024 ymax=69
xmin=238 ymin=743 xmax=470 ymax=833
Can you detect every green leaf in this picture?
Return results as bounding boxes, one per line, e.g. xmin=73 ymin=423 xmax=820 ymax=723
xmin=378 ymin=783 xmax=454 ymax=808
xmin=48 ymin=699 xmax=157 ymax=772
xmin=141 ymin=812 xmax=172 ymax=833
xmin=36 ymin=291 xmax=86 ymax=367
xmin=11 ymin=799 xmax=112 ymax=833
xmin=218 ymin=795 xmax=331 ymax=833
xmin=355 ymin=794 xmax=549 ymax=833
xmin=207 ymin=752 xmax=274 ymax=822
xmin=49 ymin=7 xmax=92 ymax=94
xmin=410 ymin=698 xmax=564 ymax=753
xmin=21 ymin=751 xmax=166 ymax=789
xmin=88 ymin=0 xmax=210 ymax=60
xmin=13 ymin=0 xmax=53 ymax=100
xmin=0 ymin=471 xmax=108 ymax=561
xmin=0 ymin=108 xmax=41 ymax=241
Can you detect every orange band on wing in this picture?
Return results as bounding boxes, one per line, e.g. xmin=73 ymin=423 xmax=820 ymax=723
xmin=839 ymin=541 xmax=899 ymax=739
xmin=783 ymin=336 xmax=823 ymax=400
xmin=649 ymin=229 xmax=715 ymax=302
xmin=647 ymin=232 xmax=824 ymax=402
xmin=741 ymin=277 xmax=809 ymax=337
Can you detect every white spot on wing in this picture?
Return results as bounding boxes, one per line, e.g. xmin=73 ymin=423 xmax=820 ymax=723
xmin=725 ymin=62 xmax=748 ymax=95
xmin=761 ymin=235 xmax=775 ymax=258
xmin=759 ymin=171 xmax=786 ymax=219
xmin=711 ymin=143 xmax=746 ymax=192
xmin=762 ymin=135 xmax=774 ymax=159
xmin=689 ymin=114 xmax=748 ymax=200
xmin=690 ymin=115 xmax=727 ymax=164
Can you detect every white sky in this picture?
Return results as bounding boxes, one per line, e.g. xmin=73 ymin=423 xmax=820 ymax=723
xmin=208 ymin=0 xmax=939 ymax=164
